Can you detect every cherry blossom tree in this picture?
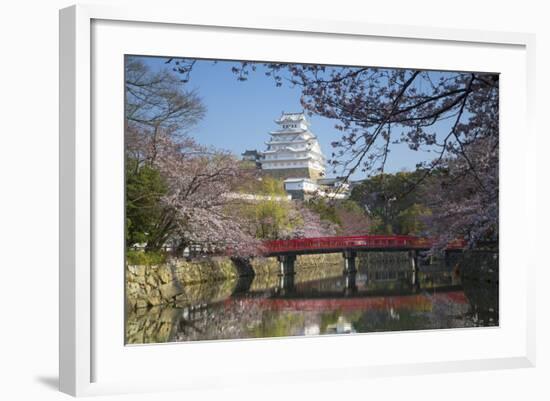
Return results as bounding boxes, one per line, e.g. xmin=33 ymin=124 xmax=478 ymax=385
xmin=333 ymin=201 xmax=372 ymax=236
xmin=421 ymin=136 xmax=498 ymax=248
xmin=291 ymin=203 xmax=338 ymax=238
xmin=125 ymin=58 xmax=260 ymax=255
xmin=150 ymin=133 xmax=261 ymax=254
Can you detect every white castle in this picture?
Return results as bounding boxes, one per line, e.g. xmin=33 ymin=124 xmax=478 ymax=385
xmin=242 ymin=112 xmax=348 ymax=200
xmin=259 ymin=112 xmax=326 ymax=180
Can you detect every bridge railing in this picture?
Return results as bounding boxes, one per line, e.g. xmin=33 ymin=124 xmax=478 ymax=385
xmin=265 ymin=235 xmax=411 ymax=253
xmin=263 ymin=235 xmax=466 ymax=254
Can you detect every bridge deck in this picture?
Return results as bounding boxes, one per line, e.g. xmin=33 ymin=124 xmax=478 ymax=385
xmin=263 ymin=235 xmax=465 ymax=256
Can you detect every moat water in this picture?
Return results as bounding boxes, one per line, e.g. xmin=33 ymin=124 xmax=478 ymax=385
xmin=125 ymin=253 xmax=498 ymax=344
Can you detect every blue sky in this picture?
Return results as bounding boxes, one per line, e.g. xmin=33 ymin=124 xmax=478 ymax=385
xmin=134 ymin=56 xmax=453 ymax=179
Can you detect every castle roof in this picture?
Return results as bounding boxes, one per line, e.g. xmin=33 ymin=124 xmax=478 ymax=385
xmin=274 ymin=111 xmax=309 ymax=125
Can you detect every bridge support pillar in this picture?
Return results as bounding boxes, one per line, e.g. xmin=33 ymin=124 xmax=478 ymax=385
xmin=342 ymin=250 xmax=357 ymax=274
xmin=409 ymin=250 xmax=419 ymax=273
xmin=410 ymin=270 xmax=421 ymax=292
xmin=344 ymin=272 xmax=357 ymax=296
xmin=277 ymin=255 xmax=296 ymax=276
xmin=232 ymin=275 xmax=254 ymax=295
xmin=278 ymin=274 xmax=295 ymax=294
xmin=418 ymin=251 xmax=432 ymax=266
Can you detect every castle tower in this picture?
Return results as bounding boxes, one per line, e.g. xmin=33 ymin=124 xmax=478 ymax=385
xmin=259 ymin=112 xmax=326 ymax=180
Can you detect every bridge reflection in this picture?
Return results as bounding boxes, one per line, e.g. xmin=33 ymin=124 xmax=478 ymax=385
xmin=239 ymin=268 xmax=460 ymax=300
xmin=163 ymin=269 xmax=473 ymax=342
xmin=125 ymin=259 xmax=497 ymax=344
xmin=205 ymin=268 xmax=469 ymax=322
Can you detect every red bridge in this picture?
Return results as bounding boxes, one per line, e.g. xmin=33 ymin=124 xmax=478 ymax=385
xmin=264 ymin=235 xmax=465 ymax=256
xmin=262 ymin=235 xmax=465 ymax=276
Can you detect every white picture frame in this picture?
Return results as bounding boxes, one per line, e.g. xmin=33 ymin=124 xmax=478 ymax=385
xmin=59 ymin=3 xmax=536 ymax=397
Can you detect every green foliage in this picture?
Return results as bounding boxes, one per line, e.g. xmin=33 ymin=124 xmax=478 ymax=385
xmin=235 ymin=175 xmax=287 ymax=197
xmin=369 ymin=218 xmax=394 ymax=235
xmin=319 ymin=311 xmax=342 ymax=333
xmin=253 ymin=200 xmax=295 ymax=239
xmin=306 ymin=199 xmax=341 ymax=226
xmin=305 ymin=198 xmax=371 ymax=235
xmin=126 ymin=249 xmax=167 ymax=266
xmin=338 ymin=199 xmax=364 ymax=214
xmin=350 ymin=171 xmax=431 ymax=235
xmin=397 ymin=203 xmax=431 ymax=235
xmin=237 ymin=159 xmax=258 ymax=171
xmin=250 ymin=312 xmax=305 ymax=338
xmin=258 ymin=176 xmax=287 ymax=196
xmin=125 ymin=157 xmax=168 ymax=247
xmin=235 ymin=176 xmax=298 ymax=240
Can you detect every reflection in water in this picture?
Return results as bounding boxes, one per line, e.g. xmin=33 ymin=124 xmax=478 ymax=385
xmin=126 ymin=256 xmax=498 ymax=344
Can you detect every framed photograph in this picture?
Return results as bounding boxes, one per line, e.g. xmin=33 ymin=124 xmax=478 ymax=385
xmin=59 ymin=4 xmax=536 ymax=396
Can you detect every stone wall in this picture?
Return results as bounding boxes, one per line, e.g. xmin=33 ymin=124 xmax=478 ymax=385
xmin=250 ymin=252 xmax=343 ymax=275
xmin=126 ymin=306 xmax=180 ymax=344
xmin=250 ymin=253 xmax=343 ymax=291
xmin=126 ymin=253 xmax=345 ymax=310
xmin=356 ymin=251 xmax=409 ymax=268
xmin=261 ymin=167 xmax=322 ymax=180
xmin=126 ymin=258 xmax=238 ymax=310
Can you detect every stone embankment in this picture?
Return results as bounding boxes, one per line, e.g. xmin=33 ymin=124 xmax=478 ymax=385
xmin=126 ymin=253 xmax=344 ymax=310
